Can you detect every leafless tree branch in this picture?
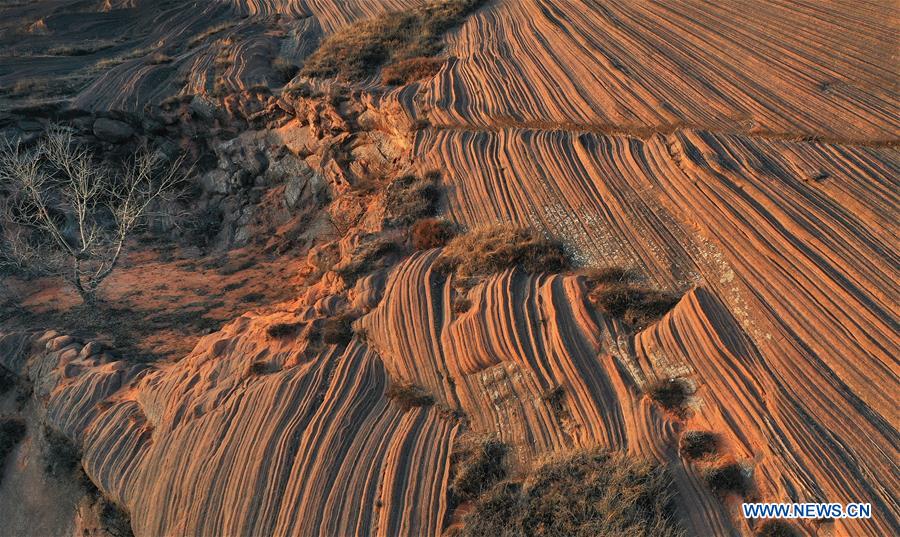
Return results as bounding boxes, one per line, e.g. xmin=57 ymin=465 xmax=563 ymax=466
xmin=0 ymin=126 xmax=188 ymax=302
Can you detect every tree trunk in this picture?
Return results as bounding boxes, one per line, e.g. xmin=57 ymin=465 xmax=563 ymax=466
xmin=70 ymin=270 xmax=97 ymax=306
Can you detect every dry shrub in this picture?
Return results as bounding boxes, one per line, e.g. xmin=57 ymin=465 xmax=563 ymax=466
xmin=322 ymin=314 xmax=354 ymax=345
xmin=239 ymin=292 xmax=265 ymax=303
xmin=247 ymin=361 xmax=272 ymax=375
xmin=411 ymin=217 xmax=456 ymax=250
xmin=187 ymin=22 xmax=236 ymax=49
xmin=679 ymin=431 xmax=718 ymax=460
xmin=47 ymin=40 xmax=115 ymax=56
xmin=585 ymin=267 xmax=679 ymax=329
xmin=97 ymin=497 xmax=134 ymax=537
xmin=301 ymin=0 xmax=485 ymax=82
xmin=461 ymin=449 xmax=683 ymax=537
xmin=453 ymin=296 xmax=472 ymax=313
xmin=704 ymin=462 xmax=750 ymax=497
xmin=541 ymin=385 xmax=571 ymax=423
xmin=0 ymin=367 xmax=16 ymax=395
xmin=383 ymin=172 xmax=442 ymax=227
xmin=381 ymin=56 xmax=443 ymax=85
xmin=217 ymin=258 xmax=254 ymax=276
xmin=757 ymin=520 xmax=799 ymax=537
xmin=43 ymin=426 xmax=81 ymax=479
xmin=266 ymin=321 xmax=304 ymax=339
xmin=272 ymin=57 xmax=299 ymax=83
xmin=0 ymin=417 xmax=26 ymax=484
xmin=648 ymin=378 xmax=691 ymax=417
xmin=435 ymin=225 xmax=569 ymax=283
xmin=386 ymin=382 xmax=435 ymax=411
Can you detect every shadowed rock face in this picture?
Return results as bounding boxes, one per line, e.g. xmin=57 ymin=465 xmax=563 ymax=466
xmin=0 ymin=1 xmax=897 ymax=536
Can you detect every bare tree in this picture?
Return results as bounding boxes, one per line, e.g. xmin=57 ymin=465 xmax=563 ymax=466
xmin=0 ymin=126 xmax=186 ymax=303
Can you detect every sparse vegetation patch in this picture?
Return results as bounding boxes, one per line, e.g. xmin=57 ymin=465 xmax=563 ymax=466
xmin=0 ymin=417 xmax=27 ymax=484
xmin=247 ymin=360 xmax=276 ymax=375
xmin=541 ymin=384 xmax=572 ymax=423
xmin=42 ymin=425 xmax=81 ymax=479
xmin=0 ymin=367 xmax=16 ymax=395
xmin=98 ymin=497 xmax=135 ymax=537
xmin=435 ymin=225 xmax=569 ymax=284
xmin=188 ymin=22 xmax=237 ymax=49
xmin=47 ymin=40 xmax=117 ymax=56
xmin=301 ymin=0 xmax=485 ymax=82
xmin=460 ymin=449 xmax=683 ymax=537
xmin=272 ymin=57 xmax=300 ymax=83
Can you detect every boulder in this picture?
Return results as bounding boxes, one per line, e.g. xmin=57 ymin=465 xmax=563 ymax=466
xmin=92 ymin=118 xmax=134 ymax=143
xmin=273 ymin=118 xmax=320 ymax=157
xmin=189 ymin=96 xmax=217 ymax=121
xmin=283 ymin=166 xmax=324 ymax=209
xmin=200 ymin=169 xmax=233 ymax=194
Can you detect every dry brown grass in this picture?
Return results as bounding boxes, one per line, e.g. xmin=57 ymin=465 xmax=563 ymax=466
xmin=381 ymin=56 xmax=443 ymax=85
xmin=147 ymin=52 xmax=174 ymax=65
xmin=301 ymin=0 xmax=484 ymax=82
xmin=435 ymin=225 xmax=569 ymax=283
xmin=449 ymin=437 xmax=509 ymax=505
xmin=460 ymin=449 xmax=683 ymax=537
xmin=452 ymin=297 xmax=472 ymax=313
xmin=247 ymin=361 xmax=273 ymax=375
xmin=47 ymin=40 xmax=116 ymax=56
xmin=2 ymin=76 xmax=86 ymax=100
